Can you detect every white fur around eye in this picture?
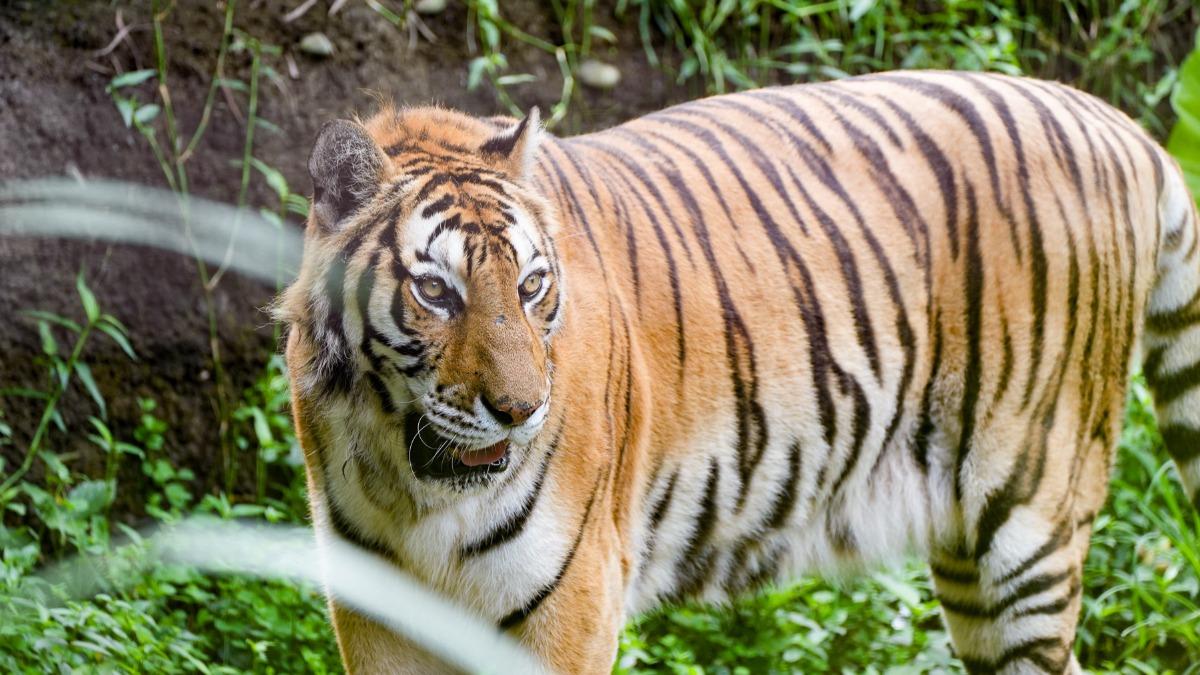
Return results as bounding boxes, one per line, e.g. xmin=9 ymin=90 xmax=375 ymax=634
xmin=519 ymin=269 xmax=551 ymax=306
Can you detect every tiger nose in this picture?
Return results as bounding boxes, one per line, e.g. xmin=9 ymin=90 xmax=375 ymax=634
xmin=483 ymin=396 xmax=544 ymax=427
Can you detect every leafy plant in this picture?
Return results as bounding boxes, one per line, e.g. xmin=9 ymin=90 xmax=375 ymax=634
xmin=1169 ymin=28 xmax=1200 ymax=203
xmin=104 ymin=0 xmax=303 ymax=497
xmin=0 ymin=273 xmax=135 ymax=498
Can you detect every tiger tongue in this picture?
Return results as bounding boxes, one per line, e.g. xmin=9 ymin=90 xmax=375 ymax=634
xmin=459 ymin=441 xmax=509 ymax=467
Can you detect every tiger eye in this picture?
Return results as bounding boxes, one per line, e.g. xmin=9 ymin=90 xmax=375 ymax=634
xmin=418 ymin=277 xmax=446 ymax=301
xmin=520 ymin=273 xmax=543 ymax=298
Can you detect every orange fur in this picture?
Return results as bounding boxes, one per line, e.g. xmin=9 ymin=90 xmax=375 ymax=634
xmin=280 ymin=73 xmax=1200 ymax=673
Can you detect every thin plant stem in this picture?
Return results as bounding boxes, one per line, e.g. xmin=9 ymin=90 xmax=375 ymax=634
xmin=0 ymin=323 xmax=94 ymax=496
xmin=180 ymin=0 xmax=237 ymax=163
xmin=207 ymin=39 xmax=261 ymax=291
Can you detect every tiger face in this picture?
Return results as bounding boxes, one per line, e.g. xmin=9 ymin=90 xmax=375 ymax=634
xmin=283 ymin=107 xmax=562 ymax=495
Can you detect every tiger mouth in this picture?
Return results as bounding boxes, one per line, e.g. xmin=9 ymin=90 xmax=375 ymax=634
xmin=404 ymin=411 xmax=510 ymax=481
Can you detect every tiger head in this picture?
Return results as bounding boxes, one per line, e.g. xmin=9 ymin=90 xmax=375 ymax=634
xmin=279 ymin=106 xmax=563 ymax=496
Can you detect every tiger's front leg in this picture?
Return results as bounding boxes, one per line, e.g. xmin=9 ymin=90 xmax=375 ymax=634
xmin=327 ymin=550 xmax=625 ymax=675
xmin=330 ymin=601 xmax=457 ymax=675
xmin=324 ymin=472 xmax=626 ymax=675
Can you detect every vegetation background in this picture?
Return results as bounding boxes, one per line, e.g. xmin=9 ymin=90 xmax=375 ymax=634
xmin=1 ymin=0 xmax=1200 ymax=672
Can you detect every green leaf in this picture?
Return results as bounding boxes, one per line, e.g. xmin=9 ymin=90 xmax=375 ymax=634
xmin=133 ymin=103 xmax=161 ymax=125
xmin=40 ymin=450 xmax=70 ymax=482
xmin=849 ymin=0 xmax=878 ymax=22
xmin=250 ymin=408 xmax=272 ymax=446
xmin=214 ymin=77 xmax=248 ymax=92
xmin=21 ymin=310 xmax=81 ymax=333
xmin=96 ymin=321 xmax=137 ymax=361
xmin=870 ymin=571 xmax=922 ymax=610
xmin=588 ymin=25 xmax=618 ymax=44
xmin=249 ymin=157 xmax=289 ymax=200
xmin=255 ymin=118 xmax=283 ymax=135
xmin=109 ymin=69 xmax=157 ymax=89
xmin=76 ymin=272 xmax=100 ymax=322
xmin=114 ymin=97 xmax=136 ymax=128
xmin=496 ymin=73 xmax=538 ymax=86
xmin=1169 ymin=30 xmax=1200 ymax=204
xmin=0 ymin=387 xmax=49 ymax=400
xmin=467 ymin=57 xmax=490 ymax=91
xmin=75 ymin=362 xmax=106 ymax=420
xmin=37 ymin=321 xmax=59 ymax=357
xmin=480 ymin=20 xmax=501 ymax=52
xmin=87 ymin=416 xmax=114 ymax=446
xmin=286 ymin=193 xmax=310 ymax=218
xmin=66 ymin=480 xmax=113 ymax=516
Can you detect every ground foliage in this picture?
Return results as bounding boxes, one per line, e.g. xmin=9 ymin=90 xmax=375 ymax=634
xmin=2 ymin=2 xmax=1200 ymax=673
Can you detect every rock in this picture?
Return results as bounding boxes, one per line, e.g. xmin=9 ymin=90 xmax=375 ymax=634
xmin=577 ymin=59 xmax=620 ymax=90
xmin=298 ymin=32 xmax=334 ymax=57
xmin=414 ymin=0 xmax=447 ymax=14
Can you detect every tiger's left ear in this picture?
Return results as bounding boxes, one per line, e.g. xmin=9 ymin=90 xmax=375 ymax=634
xmin=479 ymin=107 xmax=542 ymax=182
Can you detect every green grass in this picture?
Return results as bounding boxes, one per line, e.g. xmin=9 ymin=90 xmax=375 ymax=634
xmin=463 ymin=1 xmax=1193 ymax=136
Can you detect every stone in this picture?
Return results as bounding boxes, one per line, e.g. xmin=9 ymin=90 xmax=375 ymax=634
xmin=298 ymin=32 xmax=334 ymax=57
xmin=577 ymin=59 xmax=620 ymax=90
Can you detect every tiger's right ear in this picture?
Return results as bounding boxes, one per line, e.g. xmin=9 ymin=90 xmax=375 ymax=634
xmin=308 ymin=119 xmax=387 ymax=232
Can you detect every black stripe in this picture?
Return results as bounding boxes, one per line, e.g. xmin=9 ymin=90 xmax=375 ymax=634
xmin=420 ymin=193 xmax=454 ymax=218
xmin=764 ymin=441 xmax=802 ymax=529
xmin=637 ymin=470 xmax=679 ymax=574
xmin=414 ymin=173 xmax=454 ymax=204
xmin=325 ymin=491 xmax=392 ymax=560
xmin=873 ymin=73 xmax=1018 ymax=259
xmin=723 ymin=102 xmax=884 ymax=380
xmin=939 ymin=568 xmax=1071 ymax=619
xmin=1160 ymin=424 xmax=1200 ymax=463
xmin=498 ymin=470 xmax=602 ymax=630
xmin=1010 ymin=577 xmax=1080 ymax=619
xmin=644 ymin=117 xmax=838 ymax=493
xmin=964 ymin=77 xmax=1049 ymax=409
xmin=955 ymin=181 xmax=985 ymax=500
xmin=587 ymin=160 xmax=642 ymax=307
xmin=910 ymin=321 xmax=942 ymax=473
xmin=1003 ymin=79 xmax=1089 ymax=214
xmin=459 ymin=435 xmax=557 ymax=559
xmin=993 ymin=307 xmax=1014 ymax=408
xmin=879 ymin=98 xmax=960 ymax=259
xmin=996 ymin=636 xmax=1070 ymax=673
xmin=574 ymin=144 xmax=688 ymax=380
xmin=1147 ymin=300 xmax=1200 ymax=332
xmin=811 ymin=84 xmax=904 ymax=147
xmin=1145 ymin=360 xmax=1200 ymax=407
xmin=649 ymin=471 xmax=679 ymax=531
xmin=806 ymin=91 xmax=929 ymax=263
xmin=747 ymin=89 xmax=833 ymax=153
xmin=584 ymin=135 xmax=767 ymax=506
xmin=993 ymin=519 xmax=1072 ymax=586
xmin=479 ymin=114 xmax=529 ymax=157
xmin=930 ymin=561 xmax=978 ymax=585
xmin=707 ymin=97 xmax=917 ymax=460
xmin=667 ymin=459 xmax=721 ymax=599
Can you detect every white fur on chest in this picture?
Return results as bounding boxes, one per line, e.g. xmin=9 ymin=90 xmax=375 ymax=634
xmin=320 ymin=404 xmax=575 ymax=621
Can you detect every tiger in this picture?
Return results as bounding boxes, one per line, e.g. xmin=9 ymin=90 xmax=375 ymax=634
xmin=275 ymin=70 xmax=1200 ymax=674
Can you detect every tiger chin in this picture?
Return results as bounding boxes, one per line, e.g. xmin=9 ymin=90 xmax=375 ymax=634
xmin=276 ymin=71 xmax=1200 ymax=674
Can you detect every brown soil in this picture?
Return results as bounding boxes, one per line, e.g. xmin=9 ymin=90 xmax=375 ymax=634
xmin=0 ymin=0 xmax=688 ymax=505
